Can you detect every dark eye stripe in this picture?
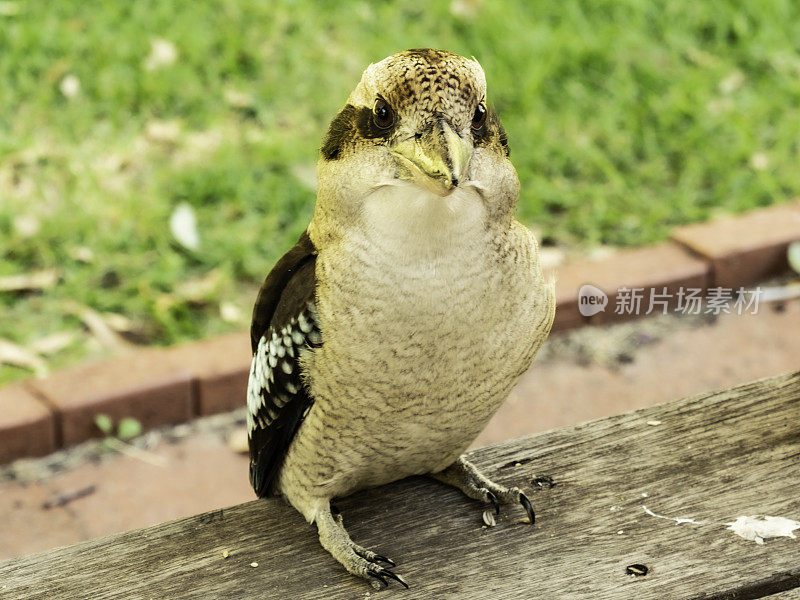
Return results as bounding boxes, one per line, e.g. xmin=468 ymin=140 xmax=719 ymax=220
xmin=320 ymin=103 xmax=397 ymax=161
xmin=320 ymin=105 xmax=359 ymax=160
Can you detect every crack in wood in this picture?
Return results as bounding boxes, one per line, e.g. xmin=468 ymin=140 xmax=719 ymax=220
xmin=688 ymin=569 xmax=800 ymax=600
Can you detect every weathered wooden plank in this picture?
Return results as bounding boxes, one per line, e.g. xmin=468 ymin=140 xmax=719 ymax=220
xmin=1 ymin=370 xmax=798 ymax=600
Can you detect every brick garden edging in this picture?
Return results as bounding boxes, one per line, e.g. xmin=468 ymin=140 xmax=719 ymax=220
xmin=2 ymin=201 xmax=799 ymax=464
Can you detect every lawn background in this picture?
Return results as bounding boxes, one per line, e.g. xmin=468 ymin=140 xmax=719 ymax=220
xmin=2 ymin=0 xmax=799 ymax=383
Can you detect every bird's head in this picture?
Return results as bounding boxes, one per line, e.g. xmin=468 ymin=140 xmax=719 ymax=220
xmin=313 ymin=49 xmax=519 ymax=243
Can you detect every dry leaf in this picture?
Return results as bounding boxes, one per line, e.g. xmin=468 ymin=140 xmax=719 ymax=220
xmin=719 ymin=70 xmax=745 ymax=95
xmin=145 ymin=120 xmax=181 ymax=144
xmin=0 ymin=339 xmax=48 ymax=376
xmin=227 ymin=427 xmax=249 ymax=454
xmin=760 ymin=282 xmax=800 ymax=303
xmin=170 ymin=203 xmax=200 ymax=250
xmin=156 ymin=270 xmax=223 ymax=313
xmin=174 ymin=269 xmax=222 ymax=303
xmin=103 ymin=436 xmax=168 ymax=467
xmin=103 ymin=312 xmax=137 ymax=333
xmin=223 ymin=88 xmax=255 ymax=109
xmin=788 ymin=241 xmax=800 ymax=275
xmin=749 ymin=152 xmax=769 ymax=171
xmin=450 ymin=0 xmax=482 ymax=18
xmin=220 ymin=301 xmax=244 ymax=323
xmin=64 ymin=302 xmax=133 ymax=352
xmin=30 ymin=331 xmax=76 ymax=355
xmin=70 ymin=246 xmax=95 ymax=263
xmin=60 ymin=74 xmax=80 ymax=98
xmin=0 ymin=270 xmax=59 ymax=292
xmin=13 ymin=214 xmax=40 ymax=238
xmin=144 ymin=38 xmax=177 ymax=71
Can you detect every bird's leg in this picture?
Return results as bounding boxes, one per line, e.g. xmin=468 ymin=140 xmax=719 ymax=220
xmin=315 ymin=503 xmax=408 ymax=589
xmin=431 ymin=455 xmax=535 ymax=524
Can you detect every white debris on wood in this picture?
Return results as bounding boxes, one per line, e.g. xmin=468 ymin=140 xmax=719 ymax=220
xmin=642 ymin=505 xmax=706 ymax=525
xmin=643 ymin=506 xmax=800 ymax=545
xmin=726 ymin=516 xmax=800 ymax=545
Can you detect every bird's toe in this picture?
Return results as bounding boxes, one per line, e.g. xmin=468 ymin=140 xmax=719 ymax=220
xmin=483 ymin=489 xmax=501 ymax=515
xmin=367 ymin=563 xmax=409 ymax=589
xmin=519 ymin=492 xmax=535 ymax=525
xmin=351 ymin=544 xmax=397 ymax=567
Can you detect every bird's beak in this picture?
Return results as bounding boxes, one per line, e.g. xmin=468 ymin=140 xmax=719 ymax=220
xmin=390 ymin=119 xmax=473 ymax=196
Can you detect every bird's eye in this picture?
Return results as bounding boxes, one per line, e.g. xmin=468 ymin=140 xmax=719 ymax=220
xmin=373 ymin=98 xmax=395 ymax=129
xmin=471 ymin=102 xmax=487 ymax=130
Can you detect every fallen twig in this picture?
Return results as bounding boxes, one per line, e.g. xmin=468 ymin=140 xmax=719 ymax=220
xmin=42 ymin=485 xmax=96 ymax=509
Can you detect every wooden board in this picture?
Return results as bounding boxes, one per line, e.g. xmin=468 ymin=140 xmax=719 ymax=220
xmin=1 ymin=370 xmax=798 ymax=600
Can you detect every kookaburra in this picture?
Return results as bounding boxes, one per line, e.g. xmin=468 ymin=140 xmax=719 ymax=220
xmin=247 ymin=48 xmax=555 ymax=588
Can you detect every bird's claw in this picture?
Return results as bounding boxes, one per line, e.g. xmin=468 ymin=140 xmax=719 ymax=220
xmin=352 ymin=545 xmax=397 ymax=568
xmin=367 ymin=564 xmax=409 ymax=589
xmin=519 ymin=492 xmax=535 ymax=525
xmin=485 ymin=490 xmax=501 ymax=515
xmin=372 ymin=554 xmax=396 ymax=568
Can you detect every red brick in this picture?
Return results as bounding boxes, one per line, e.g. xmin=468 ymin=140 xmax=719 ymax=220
xmin=551 ymin=241 xmax=710 ymax=327
xmin=671 ymin=201 xmax=800 ymax=288
xmin=0 ymin=384 xmax=56 ymax=463
xmin=165 ymin=331 xmax=251 ymax=416
xmin=29 ymin=350 xmax=193 ymax=446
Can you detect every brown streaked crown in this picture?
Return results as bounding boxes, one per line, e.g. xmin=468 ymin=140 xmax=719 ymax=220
xmin=320 ymin=49 xmax=510 ymax=162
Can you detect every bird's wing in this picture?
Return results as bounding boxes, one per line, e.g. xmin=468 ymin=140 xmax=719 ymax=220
xmin=247 ymin=230 xmax=320 ymax=497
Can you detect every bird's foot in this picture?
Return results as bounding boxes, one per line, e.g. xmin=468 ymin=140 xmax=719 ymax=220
xmin=431 ymin=455 xmax=535 ymax=524
xmin=317 ymin=505 xmax=408 ymax=589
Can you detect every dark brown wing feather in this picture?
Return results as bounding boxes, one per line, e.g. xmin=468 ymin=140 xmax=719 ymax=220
xmin=250 ymin=230 xmax=317 ymax=352
xmin=246 ymin=230 xmax=320 ymax=497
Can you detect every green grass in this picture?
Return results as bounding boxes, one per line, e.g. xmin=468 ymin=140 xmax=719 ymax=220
xmin=2 ymin=0 xmax=800 ymax=383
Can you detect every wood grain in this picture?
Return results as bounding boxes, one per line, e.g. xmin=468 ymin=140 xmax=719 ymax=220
xmin=1 ymin=370 xmax=798 ymax=600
